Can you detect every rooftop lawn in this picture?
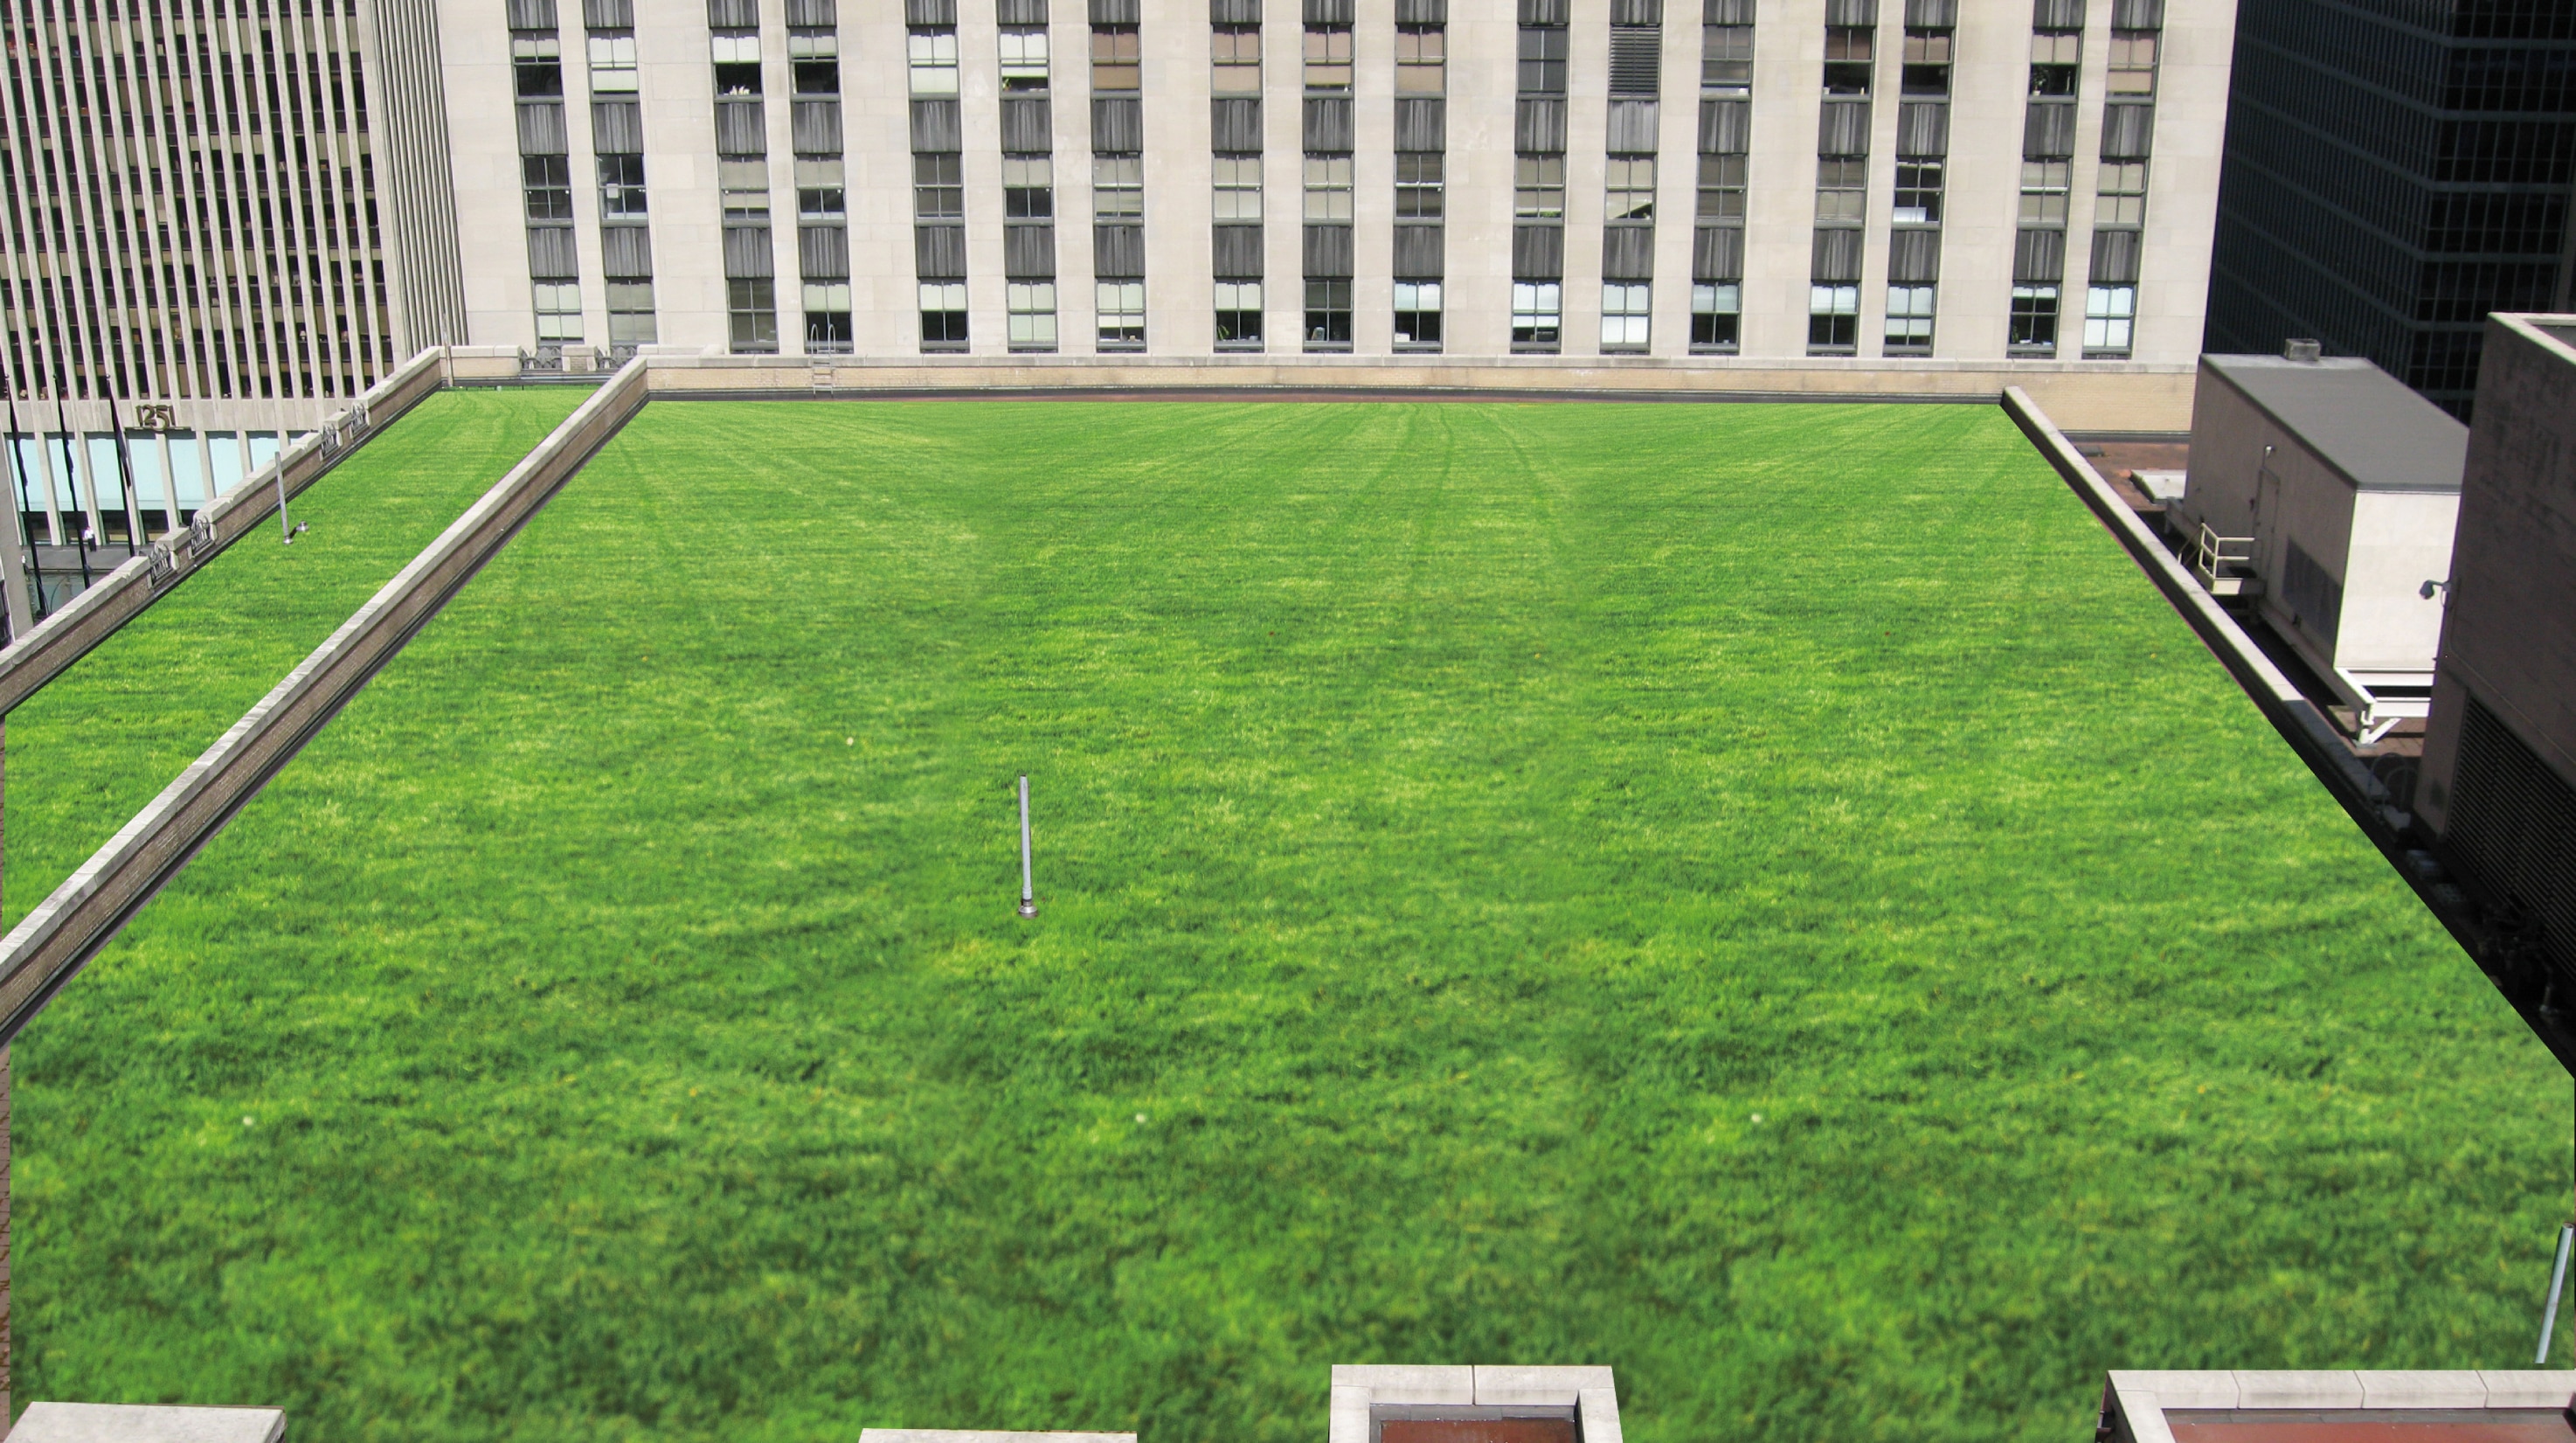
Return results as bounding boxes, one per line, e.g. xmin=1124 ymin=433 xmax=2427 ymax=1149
xmin=3 ymin=386 xmax=590 ymax=923
xmin=15 ymin=399 xmax=2558 ymax=1443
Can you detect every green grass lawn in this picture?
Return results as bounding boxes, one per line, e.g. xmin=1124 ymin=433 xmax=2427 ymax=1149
xmin=3 ymin=386 xmax=589 ymax=924
xmin=16 ymin=399 xmax=2559 ymax=1443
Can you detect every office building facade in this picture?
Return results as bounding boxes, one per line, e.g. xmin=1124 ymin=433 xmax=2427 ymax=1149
xmin=2203 ymin=0 xmax=2576 ymax=419
xmin=4 ymin=0 xmax=2240 ymax=438
xmin=441 ymin=0 xmax=2235 ymax=364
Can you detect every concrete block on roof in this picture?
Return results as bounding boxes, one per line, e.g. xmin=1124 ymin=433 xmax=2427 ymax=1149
xmin=1575 ymin=1388 xmax=1623 ymax=1443
xmin=2232 ymin=1371 xmax=2365 ymax=1410
xmin=859 ymin=1433 xmax=1132 ymax=1443
xmin=2357 ymin=1371 xmax=2489 ymax=1409
xmin=1472 ymin=1366 xmax=1614 ymax=1408
xmin=2478 ymin=1371 xmax=2576 ymax=1408
xmin=1331 ymin=1365 xmax=1476 ymax=1405
xmin=2107 ymin=1370 xmax=2239 ymax=1411
xmin=1328 ymin=1386 xmax=1375 ymax=1443
xmin=10 ymin=1404 xmax=286 ymax=1443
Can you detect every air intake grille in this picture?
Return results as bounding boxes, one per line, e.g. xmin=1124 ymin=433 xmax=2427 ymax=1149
xmin=2448 ymin=695 xmax=2576 ymax=981
xmin=1609 ymin=26 xmax=1661 ymax=97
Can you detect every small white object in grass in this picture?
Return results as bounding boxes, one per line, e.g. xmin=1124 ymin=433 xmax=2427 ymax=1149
xmin=241 ymin=1116 xmax=255 ymax=1127
xmin=1135 ymin=1113 xmax=1147 ymax=1124
xmin=1749 ymin=1113 xmax=1762 ymax=1124
xmin=845 ymin=737 xmax=854 ymax=746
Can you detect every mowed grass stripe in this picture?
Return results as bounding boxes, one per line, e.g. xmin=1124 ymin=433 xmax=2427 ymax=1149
xmin=18 ymin=400 xmax=2552 ymax=1443
xmin=3 ymin=387 xmax=591 ymax=924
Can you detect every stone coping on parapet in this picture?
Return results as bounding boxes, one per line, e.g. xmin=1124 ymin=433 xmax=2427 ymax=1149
xmin=625 ymin=346 xmax=2193 ymax=376
xmin=2101 ymin=1370 xmax=2576 ymax=1443
xmin=1328 ymin=1366 xmax=1623 ymax=1443
xmin=865 ymin=1422 xmax=1139 ymax=1433
xmin=10 ymin=1403 xmax=287 ymax=1443
xmin=619 ymin=350 xmax=2197 ymax=432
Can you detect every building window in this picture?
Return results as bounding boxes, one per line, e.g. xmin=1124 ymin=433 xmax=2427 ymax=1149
xmin=1893 ymin=160 xmax=1942 ymax=224
xmin=791 ymin=31 xmax=838 ymax=94
xmin=606 ymin=281 xmax=657 ymax=344
xmin=1215 ymin=281 xmax=1263 ymax=347
xmin=1092 ymin=25 xmax=1140 ymax=91
xmin=1702 ymin=22 xmax=1752 ymax=94
xmin=1519 ymin=24 xmax=1567 ymax=94
xmin=533 ymin=281 xmax=583 ymax=343
xmin=1396 ymin=24 xmax=1444 ymax=94
xmin=1395 ymin=281 xmax=1442 ymax=347
xmin=2107 ymin=31 xmax=2157 ymax=94
xmin=2029 ymin=31 xmax=2080 ymax=95
xmin=1001 ymin=25 xmax=1050 ymax=90
xmin=1305 ymin=279 xmax=1352 ymax=349
xmin=1691 ymin=281 xmax=1740 ymax=350
xmin=1098 ymin=281 xmax=1146 ymax=346
xmin=1809 ymin=283 xmax=1859 ymax=350
xmin=798 ymin=282 xmax=851 ymax=350
xmin=1601 ymin=282 xmax=1651 ymax=350
xmin=2095 ymin=161 xmax=2148 ymax=226
xmin=1212 ymin=24 xmax=1260 ymax=92
xmin=1815 ymin=156 xmax=1866 ymax=225
xmin=1304 ymin=24 xmax=1352 ymax=92
xmin=800 ymin=157 xmax=847 ymax=219
xmin=1901 ymin=26 xmax=1951 ymax=95
xmin=915 ymin=154 xmax=964 ymax=219
xmin=599 ymin=154 xmax=648 ymax=218
xmin=523 ymin=155 xmax=573 ymax=220
xmin=1514 ymin=155 xmax=1566 ymax=219
xmin=1695 ymin=154 xmax=1745 ymax=220
xmin=910 ymin=27 xmax=959 ymax=95
xmin=1304 ymin=155 xmax=1354 ymax=221
xmin=1004 ymin=156 xmax=1054 ymax=219
xmin=1512 ymin=281 xmax=1562 ymax=349
xmin=2018 ymin=160 xmax=2069 ymax=224
xmin=722 ymin=157 xmax=770 ymax=219
xmin=916 ymin=281 xmax=965 ymax=347
xmin=802 ymin=280 xmax=851 ymax=336
xmin=2084 ymin=284 xmax=2136 ymax=354
xmin=1008 ymin=281 xmax=1058 ymax=350
xmin=1214 ymin=155 xmax=1263 ymax=220
xmin=513 ymin=31 xmax=564 ymax=99
xmin=587 ymin=32 xmax=638 ymax=93
xmin=1605 ymin=156 xmax=1656 ymax=222
xmin=1824 ymin=25 xmax=1873 ymax=97
xmin=1885 ymin=283 xmax=1935 ymax=350
xmin=728 ymin=277 xmax=777 ymax=351
xmin=1094 ymin=155 xmax=1144 ymax=217
xmin=711 ymin=31 xmax=761 ymax=94
xmin=1396 ymin=152 xmax=1443 ymax=219
xmin=2009 ymin=284 xmax=2060 ymax=350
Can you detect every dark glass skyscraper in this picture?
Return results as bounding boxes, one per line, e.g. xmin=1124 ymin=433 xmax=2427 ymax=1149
xmin=2206 ymin=0 xmax=2575 ymax=418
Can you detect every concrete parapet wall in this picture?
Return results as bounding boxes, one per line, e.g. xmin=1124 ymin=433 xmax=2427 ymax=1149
xmin=630 ymin=354 xmax=2194 ymax=434
xmin=443 ymin=346 xmax=528 ymax=382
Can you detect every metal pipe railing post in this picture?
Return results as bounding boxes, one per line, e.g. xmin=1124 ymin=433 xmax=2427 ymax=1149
xmin=1018 ymin=774 xmax=1036 ymax=919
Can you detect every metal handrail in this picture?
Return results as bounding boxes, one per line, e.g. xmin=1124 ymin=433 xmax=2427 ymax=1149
xmin=2193 ymin=523 xmax=2254 ymax=587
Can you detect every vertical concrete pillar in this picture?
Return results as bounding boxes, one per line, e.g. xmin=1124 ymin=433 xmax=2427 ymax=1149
xmin=154 ymin=431 xmax=179 ymax=540
xmin=66 ymin=433 xmax=102 ymax=551
xmin=26 ymin=441 xmax=61 ymax=548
